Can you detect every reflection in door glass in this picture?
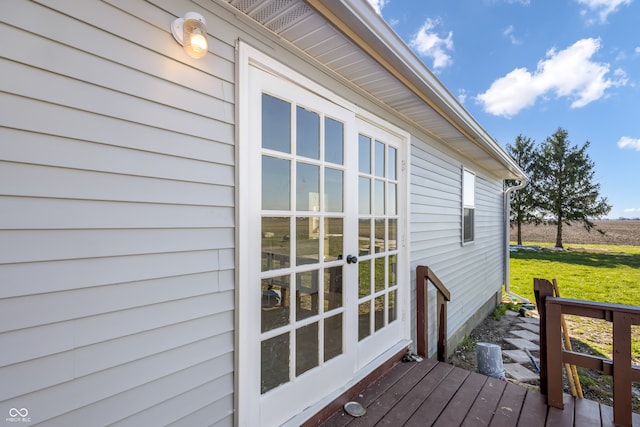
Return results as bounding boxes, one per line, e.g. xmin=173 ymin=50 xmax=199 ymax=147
xmin=262 ymin=94 xmax=291 ymax=153
xmin=374 ymin=295 xmax=385 ymax=331
xmin=375 ymin=141 xmax=385 ymax=177
xmin=358 ymin=259 xmax=371 ymax=298
xmin=262 ymin=217 xmax=290 ymax=271
xmin=325 ymin=117 xmax=344 ymax=165
xmin=296 ymin=323 xmax=319 ymax=376
xmin=389 ymin=290 xmax=397 ymax=323
xmin=374 ymin=180 xmax=385 ymax=215
xmin=324 ymin=168 xmax=343 ymax=212
xmin=296 ymin=271 xmax=319 ymax=321
xmin=358 ymin=301 xmax=371 ymax=340
xmin=374 ymin=257 xmax=385 ymax=292
xmin=296 ymin=163 xmax=320 ymax=212
xmin=263 ymin=156 xmax=290 ymax=211
xmin=324 ymin=218 xmax=343 ymax=261
xmin=324 ymin=266 xmax=343 ymax=311
xmin=296 ymin=217 xmax=319 ymax=265
xmin=324 ymin=314 xmax=343 ymax=361
xmin=388 ymin=146 xmax=397 ymax=180
xmin=358 ymin=219 xmax=371 ymax=256
xmin=359 ymin=177 xmax=370 ymax=215
xmin=261 ymin=276 xmax=289 ymax=332
xmin=261 ymin=332 xmax=290 ymax=394
xmin=388 ymin=219 xmax=397 ymax=251
xmin=359 ymin=135 xmax=371 ymax=173
xmin=297 ymin=106 xmax=319 ymax=160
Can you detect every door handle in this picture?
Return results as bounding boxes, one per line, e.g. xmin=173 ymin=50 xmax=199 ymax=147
xmin=346 ymin=254 xmax=358 ymax=264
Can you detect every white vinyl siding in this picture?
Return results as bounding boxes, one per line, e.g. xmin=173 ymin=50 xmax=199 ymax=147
xmin=410 ymin=137 xmax=505 ymax=354
xmin=1 ymin=0 xmax=235 ymax=425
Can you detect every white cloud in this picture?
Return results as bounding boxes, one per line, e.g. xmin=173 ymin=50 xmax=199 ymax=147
xmin=503 ymin=25 xmax=521 ymax=45
xmin=617 ymin=136 xmax=640 ymax=151
xmin=409 ymin=18 xmax=454 ymax=71
xmin=623 ymin=207 xmax=640 ymax=213
xmin=366 ymin=0 xmax=389 ymax=14
xmin=476 ymin=38 xmax=628 ymax=117
xmin=635 ymin=47 xmax=640 ymax=54
xmin=457 ymin=89 xmax=468 ymax=104
xmin=576 ymin=0 xmax=631 ymax=23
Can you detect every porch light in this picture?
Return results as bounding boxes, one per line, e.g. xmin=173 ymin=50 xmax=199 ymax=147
xmin=171 ymin=12 xmax=208 ymax=59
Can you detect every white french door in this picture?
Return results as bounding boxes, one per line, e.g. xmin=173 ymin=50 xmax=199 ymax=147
xmin=239 ymin=46 xmax=407 ymax=427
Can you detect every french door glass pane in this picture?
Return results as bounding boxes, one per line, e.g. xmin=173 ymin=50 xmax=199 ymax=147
xmin=262 ymin=217 xmax=290 ymax=271
xmin=325 ymin=117 xmax=344 ymax=165
xmin=388 ymin=146 xmax=397 ymax=180
xmin=358 ymin=219 xmax=371 ymax=256
xmin=388 ymin=219 xmax=397 ymax=250
xmin=388 ymin=255 xmax=397 ymax=287
xmin=296 ymin=163 xmax=320 ymax=211
xmin=296 ymin=323 xmax=319 ymax=376
xmin=359 ymin=135 xmax=371 ymax=173
xmin=325 ymin=168 xmax=343 ymax=212
xmin=297 ymin=106 xmax=320 ymax=160
xmin=296 ymin=271 xmax=319 ymax=321
xmin=324 ymin=314 xmax=343 ymax=361
xmin=358 ymin=301 xmax=371 ymax=340
xmin=324 ymin=218 xmax=343 ymax=261
xmin=359 ymin=177 xmax=370 ymax=215
xmin=324 ymin=266 xmax=343 ymax=311
xmin=374 ymin=218 xmax=385 ymax=253
xmin=358 ymin=259 xmax=371 ymax=298
xmin=388 ymin=183 xmax=397 ymax=215
xmin=261 ymin=276 xmax=289 ymax=332
xmin=262 ymin=156 xmax=290 ymax=210
xmin=374 ymin=257 xmax=385 ymax=292
xmin=261 ymin=332 xmax=290 ymax=394
xmin=389 ymin=290 xmax=397 ymax=323
xmin=374 ymin=180 xmax=385 ymax=215
xmin=374 ymin=295 xmax=385 ymax=331
xmin=375 ymin=141 xmax=385 ymax=177
xmin=296 ymin=218 xmax=319 ymax=265
xmin=262 ymin=94 xmax=291 ymax=153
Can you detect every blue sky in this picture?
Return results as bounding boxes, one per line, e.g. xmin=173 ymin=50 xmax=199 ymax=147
xmin=368 ymin=0 xmax=639 ymax=219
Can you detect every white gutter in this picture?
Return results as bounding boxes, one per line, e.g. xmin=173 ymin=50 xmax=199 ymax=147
xmin=503 ymin=178 xmax=528 ymax=293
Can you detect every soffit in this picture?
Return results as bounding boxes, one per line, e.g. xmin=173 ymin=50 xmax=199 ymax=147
xmin=216 ymin=0 xmax=524 ymax=180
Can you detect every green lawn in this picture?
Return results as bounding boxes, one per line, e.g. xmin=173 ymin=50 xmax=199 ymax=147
xmin=508 ymin=242 xmax=640 ymax=362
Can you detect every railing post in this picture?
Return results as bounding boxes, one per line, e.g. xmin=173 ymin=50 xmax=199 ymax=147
xmin=545 ymin=299 xmax=564 ymax=409
xmin=612 ymin=311 xmax=632 ymax=427
xmin=437 ymin=291 xmax=447 ymax=361
xmin=534 ymin=278 xmax=554 ymax=400
xmin=416 ymin=266 xmax=428 ymax=358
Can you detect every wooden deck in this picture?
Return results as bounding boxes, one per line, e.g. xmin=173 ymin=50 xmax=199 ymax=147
xmin=314 ymin=358 xmax=640 ymax=427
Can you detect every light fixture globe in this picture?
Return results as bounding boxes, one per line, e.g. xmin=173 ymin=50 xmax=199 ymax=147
xmin=171 ymin=12 xmax=208 ymax=59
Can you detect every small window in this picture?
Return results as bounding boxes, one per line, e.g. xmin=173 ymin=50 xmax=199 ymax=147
xmin=463 ymin=169 xmax=475 ymax=243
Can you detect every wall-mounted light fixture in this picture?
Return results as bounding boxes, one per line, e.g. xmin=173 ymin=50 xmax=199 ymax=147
xmin=171 ymin=12 xmax=208 ymax=59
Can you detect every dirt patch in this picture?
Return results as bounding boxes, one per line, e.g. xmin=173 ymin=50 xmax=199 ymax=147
xmin=448 ymin=307 xmax=640 ymax=413
xmin=510 ymin=220 xmax=640 ymax=246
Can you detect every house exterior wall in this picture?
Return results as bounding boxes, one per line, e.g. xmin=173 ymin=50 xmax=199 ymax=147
xmin=1 ymin=0 xmax=236 ymax=424
xmin=410 ymin=134 xmax=505 ymax=354
xmin=1 ymin=0 xmax=508 ymax=424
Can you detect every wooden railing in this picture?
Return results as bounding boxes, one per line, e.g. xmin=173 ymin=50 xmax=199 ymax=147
xmin=534 ymin=278 xmax=640 ymax=427
xmin=416 ymin=266 xmax=451 ymax=362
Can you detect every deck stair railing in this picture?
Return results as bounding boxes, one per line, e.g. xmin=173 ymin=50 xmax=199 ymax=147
xmin=534 ymin=278 xmax=640 ymax=427
xmin=416 ymin=266 xmax=451 ymax=362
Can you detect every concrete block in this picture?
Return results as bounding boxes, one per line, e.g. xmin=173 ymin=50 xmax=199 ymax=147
xmin=504 ymin=338 xmax=540 ymax=351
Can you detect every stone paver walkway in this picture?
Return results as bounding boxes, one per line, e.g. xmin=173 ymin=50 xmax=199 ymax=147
xmin=502 ymin=311 xmax=541 ymax=383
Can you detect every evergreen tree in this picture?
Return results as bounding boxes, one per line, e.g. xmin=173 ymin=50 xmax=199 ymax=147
xmin=534 ymin=128 xmax=611 ymax=248
xmin=505 ymin=135 xmax=538 ymax=245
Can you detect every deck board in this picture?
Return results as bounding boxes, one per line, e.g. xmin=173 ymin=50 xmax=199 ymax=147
xmin=314 ymin=360 xmax=639 ymax=427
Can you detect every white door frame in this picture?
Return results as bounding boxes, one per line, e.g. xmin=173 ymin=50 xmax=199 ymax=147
xmin=237 ymin=42 xmax=411 ymax=427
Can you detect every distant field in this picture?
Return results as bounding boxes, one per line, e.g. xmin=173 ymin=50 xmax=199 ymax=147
xmin=510 ymin=219 xmax=640 ymax=246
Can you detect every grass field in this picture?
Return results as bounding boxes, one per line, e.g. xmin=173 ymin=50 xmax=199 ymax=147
xmin=508 ymin=220 xmax=640 ymax=364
